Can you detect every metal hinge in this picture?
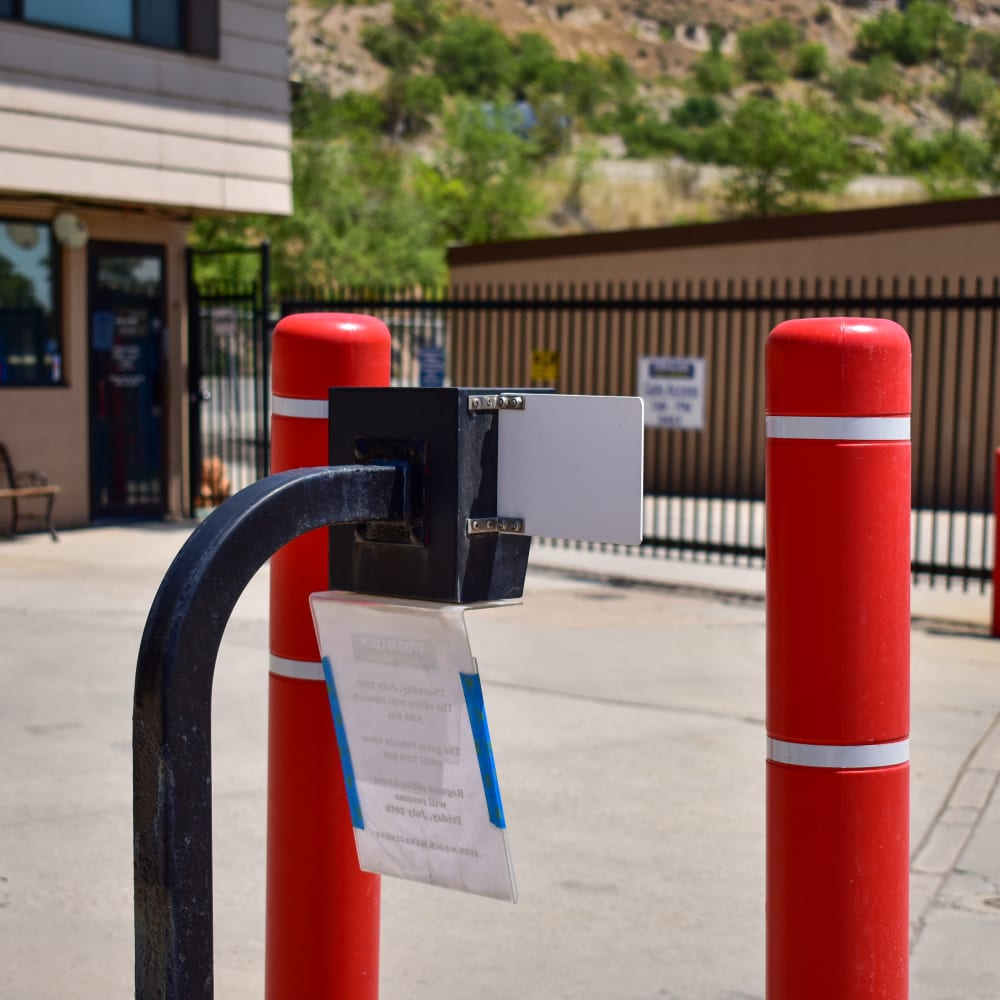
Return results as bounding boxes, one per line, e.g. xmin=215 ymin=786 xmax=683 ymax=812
xmin=466 ymin=517 xmax=526 ymax=536
xmin=467 ymin=393 xmax=526 ymax=412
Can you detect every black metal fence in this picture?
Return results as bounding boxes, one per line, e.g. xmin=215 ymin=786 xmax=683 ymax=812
xmin=189 ymin=264 xmax=998 ymax=591
xmin=284 ymin=279 xmax=999 ymax=590
xmin=187 ymin=247 xmax=271 ymax=511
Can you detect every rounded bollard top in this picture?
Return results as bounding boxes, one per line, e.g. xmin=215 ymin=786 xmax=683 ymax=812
xmin=272 ymin=312 xmax=391 ymax=400
xmin=766 ymin=317 xmax=911 ymax=417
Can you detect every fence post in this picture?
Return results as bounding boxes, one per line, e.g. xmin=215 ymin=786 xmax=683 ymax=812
xmin=267 ymin=313 xmax=391 ymax=999
xmin=765 ymin=317 xmax=911 ymax=1000
xmin=993 ymin=447 xmax=999 ymax=638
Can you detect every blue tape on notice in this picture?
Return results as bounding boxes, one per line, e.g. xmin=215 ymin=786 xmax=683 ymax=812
xmin=321 ymin=656 xmax=364 ymax=830
xmin=460 ymin=672 xmax=506 ymax=829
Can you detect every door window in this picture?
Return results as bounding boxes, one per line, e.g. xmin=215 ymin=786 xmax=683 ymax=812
xmin=89 ymin=246 xmax=166 ymax=518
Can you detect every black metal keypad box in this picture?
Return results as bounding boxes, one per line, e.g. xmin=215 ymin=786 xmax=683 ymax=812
xmin=327 ymin=387 xmax=533 ymax=604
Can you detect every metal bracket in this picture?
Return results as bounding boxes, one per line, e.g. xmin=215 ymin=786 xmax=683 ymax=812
xmin=467 ymin=393 xmax=525 ymax=412
xmin=467 ymin=516 xmax=526 ymax=536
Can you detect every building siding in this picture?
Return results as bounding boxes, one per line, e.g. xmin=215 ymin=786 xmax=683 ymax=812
xmin=0 ymin=0 xmax=292 ymax=215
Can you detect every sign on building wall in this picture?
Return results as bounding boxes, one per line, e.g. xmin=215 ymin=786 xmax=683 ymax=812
xmin=637 ymin=356 xmax=706 ymax=430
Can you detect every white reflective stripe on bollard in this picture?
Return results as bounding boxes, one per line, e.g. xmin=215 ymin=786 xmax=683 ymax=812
xmin=765 ymin=415 xmax=911 ymax=441
xmin=271 ymin=396 xmax=329 ymax=420
xmin=767 ymin=737 xmax=910 ymax=769
xmin=269 ymin=654 xmax=325 ymax=682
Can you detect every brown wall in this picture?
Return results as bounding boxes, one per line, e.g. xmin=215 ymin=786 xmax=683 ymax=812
xmin=448 ymin=198 xmax=1000 ymax=289
xmin=0 ymin=200 xmax=189 ymax=529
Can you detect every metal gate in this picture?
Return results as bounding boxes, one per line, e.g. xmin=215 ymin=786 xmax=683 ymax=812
xmin=186 ymin=243 xmax=272 ymax=514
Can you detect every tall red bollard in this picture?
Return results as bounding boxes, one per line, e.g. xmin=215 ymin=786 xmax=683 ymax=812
xmin=992 ymin=448 xmax=999 ymax=639
xmin=267 ymin=314 xmax=391 ymax=999
xmin=765 ymin=318 xmax=911 ymax=1000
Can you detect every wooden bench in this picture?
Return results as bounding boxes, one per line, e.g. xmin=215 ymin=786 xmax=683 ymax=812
xmin=0 ymin=441 xmax=60 ymax=541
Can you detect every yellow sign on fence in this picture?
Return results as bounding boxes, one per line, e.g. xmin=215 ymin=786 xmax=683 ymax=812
xmin=530 ymin=349 xmax=560 ymax=385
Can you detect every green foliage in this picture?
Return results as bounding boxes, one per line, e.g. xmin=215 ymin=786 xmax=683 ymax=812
xmin=860 ymin=53 xmax=898 ymax=100
xmin=967 ymin=30 xmax=1000 ymax=77
xmin=828 ymin=51 xmax=898 ymax=104
xmin=793 ymin=42 xmax=828 ymax=80
xmin=513 ymin=32 xmax=564 ymax=93
xmin=886 ymin=126 xmax=990 ymax=197
xmin=192 ymin=136 xmax=446 ymax=288
xmin=361 ymin=21 xmax=420 ymax=70
xmin=391 ymin=0 xmax=442 ymax=41
xmin=384 ymin=72 xmax=444 ymax=136
xmin=359 ymin=0 xmax=442 ymax=71
xmin=524 ymin=95 xmax=575 ymax=159
xmin=713 ymin=97 xmax=853 ymax=216
xmin=275 ymin=136 xmax=444 ymax=286
xmin=841 ymin=105 xmax=883 ymax=140
xmin=707 ymin=23 xmax=727 ymax=52
xmin=984 ymin=107 xmax=1000 ymax=190
xmin=670 ymin=95 xmax=721 ymax=129
xmin=619 ymin=97 xmax=728 ymax=160
xmin=935 ymin=68 xmax=995 ymax=120
xmin=560 ymin=55 xmax=611 ymax=121
xmin=605 ymin=53 xmax=638 ymax=104
xmin=415 ymin=99 xmax=542 ymax=245
xmin=432 ymin=16 xmax=516 ymax=96
xmin=291 ymin=82 xmax=386 ymax=139
xmin=692 ymin=50 xmax=737 ymax=95
xmin=736 ymin=18 xmax=801 ymax=83
xmin=855 ymin=0 xmax=955 ymax=66
xmin=620 ymin=111 xmax=689 ymax=158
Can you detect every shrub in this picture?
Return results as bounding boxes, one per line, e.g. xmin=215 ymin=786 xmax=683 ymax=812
xmin=560 ymin=55 xmax=610 ymax=121
xmin=361 ymin=22 xmax=419 ymax=70
xmin=855 ymin=0 xmax=955 ymax=66
xmin=887 ymin=126 xmax=990 ymax=184
xmin=793 ymin=42 xmax=828 ymax=80
xmin=934 ymin=68 xmax=996 ymax=119
xmin=670 ymin=95 xmax=722 ymax=128
xmin=693 ymin=50 xmax=737 ymax=94
xmin=860 ymin=53 xmax=897 ymax=100
xmin=513 ymin=32 xmax=564 ymax=94
xmin=967 ymin=30 xmax=1000 ymax=78
xmin=432 ymin=16 xmax=516 ymax=97
xmin=737 ymin=19 xmax=801 ymax=82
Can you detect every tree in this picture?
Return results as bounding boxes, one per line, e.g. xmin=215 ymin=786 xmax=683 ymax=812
xmin=415 ymin=99 xmax=541 ymax=245
xmin=715 ymin=97 xmax=852 ymax=216
xmin=432 ymin=16 xmax=516 ymax=97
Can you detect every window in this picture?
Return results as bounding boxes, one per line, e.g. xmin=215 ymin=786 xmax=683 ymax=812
xmin=1 ymin=1 xmax=216 ymax=57
xmin=0 ymin=220 xmax=61 ymax=387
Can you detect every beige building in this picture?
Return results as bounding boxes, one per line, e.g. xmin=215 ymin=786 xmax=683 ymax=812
xmin=0 ymin=1 xmax=291 ymax=530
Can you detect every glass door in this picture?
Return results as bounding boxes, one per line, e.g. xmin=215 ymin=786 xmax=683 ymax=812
xmin=89 ymin=243 xmax=166 ymax=519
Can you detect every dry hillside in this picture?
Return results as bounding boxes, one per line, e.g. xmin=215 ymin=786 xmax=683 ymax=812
xmin=288 ymin=0 xmax=1000 ymax=230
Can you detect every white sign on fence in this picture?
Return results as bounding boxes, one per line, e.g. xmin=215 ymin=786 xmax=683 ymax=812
xmin=637 ymin=357 xmax=706 ymax=430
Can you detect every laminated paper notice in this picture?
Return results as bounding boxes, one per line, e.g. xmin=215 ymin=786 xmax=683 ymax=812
xmin=310 ymin=593 xmax=516 ymax=902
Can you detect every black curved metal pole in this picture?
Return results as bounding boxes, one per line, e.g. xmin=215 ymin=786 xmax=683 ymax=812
xmin=133 ymin=464 xmax=404 ymax=1000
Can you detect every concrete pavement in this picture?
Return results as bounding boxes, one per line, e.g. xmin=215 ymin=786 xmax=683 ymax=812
xmin=1 ymin=525 xmax=997 ymax=999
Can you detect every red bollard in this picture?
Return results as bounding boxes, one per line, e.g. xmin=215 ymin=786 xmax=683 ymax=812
xmin=765 ymin=318 xmax=911 ymax=1000
xmin=267 ymin=313 xmax=391 ymax=1000
xmin=993 ymin=448 xmax=999 ymax=639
